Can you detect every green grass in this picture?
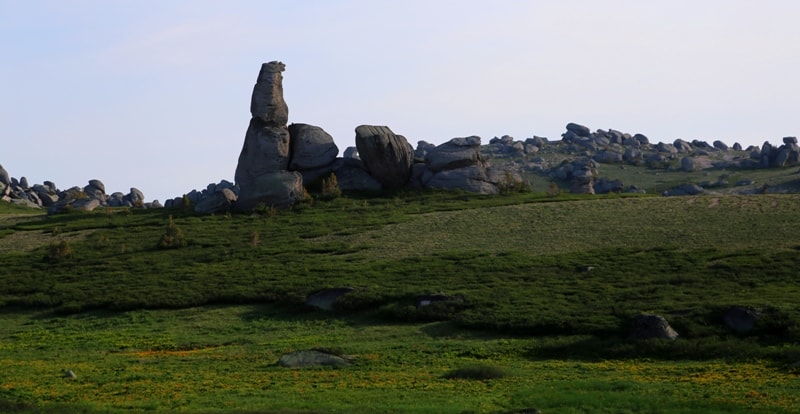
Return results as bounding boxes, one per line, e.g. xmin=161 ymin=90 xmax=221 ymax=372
xmin=1 ymin=191 xmax=799 ymax=412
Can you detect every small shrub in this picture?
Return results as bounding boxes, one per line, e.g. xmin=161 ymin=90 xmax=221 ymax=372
xmin=46 ymin=240 xmax=73 ymax=260
xmin=443 ymin=364 xmax=506 ymax=380
xmin=547 ymin=181 xmax=561 ymax=197
xmin=319 ymin=173 xmax=342 ymax=201
xmin=157 ymin=215 xmax=187 ymax=249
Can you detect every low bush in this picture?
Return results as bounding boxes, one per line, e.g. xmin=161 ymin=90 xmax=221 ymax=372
xmin=443 ymin=364 xmax=506 ymax=380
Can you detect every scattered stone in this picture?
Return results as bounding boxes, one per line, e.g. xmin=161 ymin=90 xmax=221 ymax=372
xmin=630 ymin=314 xmax=679 ymax=340
xmin=415 ymin=293 xmax=465 ymax=309
xmin=662 ymin=183 xmax=704 ymax=197
xmin=722 ymin=306 xmax=760 ymax=334
xmin=278 ymin=349 xmax=349 ymax=368
xmin=306 ymin=287 xmax=355 ymax=311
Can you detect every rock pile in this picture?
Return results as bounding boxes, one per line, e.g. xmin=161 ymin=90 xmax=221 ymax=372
xmin=0 ymin=165 xmax=156 ymax=214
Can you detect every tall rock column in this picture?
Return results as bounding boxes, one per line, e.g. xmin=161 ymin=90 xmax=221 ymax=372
xmin=235 ymin=62 xmax=304 ymax=210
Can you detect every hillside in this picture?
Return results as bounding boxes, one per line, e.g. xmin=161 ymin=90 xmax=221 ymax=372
xmin=1 ymin=192 xmax=799 ymax=413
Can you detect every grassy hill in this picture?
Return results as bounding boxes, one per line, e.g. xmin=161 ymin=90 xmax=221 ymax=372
xmin=1 ymin=191 xmax=799 ymax=413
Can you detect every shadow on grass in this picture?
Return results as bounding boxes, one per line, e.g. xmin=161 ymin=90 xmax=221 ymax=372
xmin=526 ymin=334 xmax=800 ymax=365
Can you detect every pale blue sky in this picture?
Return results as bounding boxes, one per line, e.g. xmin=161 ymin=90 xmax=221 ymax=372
xmin=2 ymin=1 xmax=799 ymax=202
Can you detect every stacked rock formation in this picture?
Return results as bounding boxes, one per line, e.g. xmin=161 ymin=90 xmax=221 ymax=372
xmin=233 ymin=62 xmax=341 ymax=211
xmin=417 ymin=136 xmax=520 ymax=194
xmin=234 ymin=61 xmax=304 ymax=210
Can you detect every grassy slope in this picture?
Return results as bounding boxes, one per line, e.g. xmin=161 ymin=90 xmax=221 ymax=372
xmin=1 ymin=193 xmax=799 ymax=413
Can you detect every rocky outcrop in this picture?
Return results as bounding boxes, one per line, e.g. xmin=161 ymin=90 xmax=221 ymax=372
xmin=235 ymin=171 xmax=304 ymax=211
xmin=1 ymin=165 xmax=157 ymax=213
xmin=234 ymin=62 xmax=307 ymax=210
xmin=354 ymin=125 xmax=413 ymax=189
xmin=418 ymin=136 xmax=523 ymax=194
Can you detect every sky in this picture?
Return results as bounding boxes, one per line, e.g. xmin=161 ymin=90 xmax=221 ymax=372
xmin=2 ymin=1 xmax=799 ymax=202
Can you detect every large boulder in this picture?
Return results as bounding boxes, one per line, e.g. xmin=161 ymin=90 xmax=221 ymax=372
xmin=354 ymin=125 xmax=413 ymax=189
xmin=630 ymin=314 xmax=679 ymax=340
xmin=593 ymin=150 xmax=623 ymax=164
xmin=566 ymin=122 xmax=591 ymax=138
xmin=673 ymin=139 xmax=693 ymax=153
xmin=83 ymin=180 xmax=107 ymax=203
xmin=332 ymin=159 xmax=382 ymax=192
xmin=235 ymin=120 xmax=291 ymax=182
xmin=126 ymin=188 xmax=145 ymax=206
xmin=425 ymin=137 xmax=482 ymax=172
xmin=194 ymin=188 xmax=237 ymax=214
xmin=234 ymin=170 xmax=304 ymax=211
xmin=424 ymin=165 xmax=498 ymax=194
xmin=287 ymin=123 xmax=339 ymax=171
xmin=0 ymin=164 xmax=9 ymax=185
xmin=250 ymin=61 xmax=288 ymax=126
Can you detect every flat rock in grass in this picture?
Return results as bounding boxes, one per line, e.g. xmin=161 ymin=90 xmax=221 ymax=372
xmin=630 ymin=314 xmax=679 ymax=340
xmin=306 ymin=287 xmax=355 ymax=311
xmin=722 ymin=306 xmax=760 ymax=334
xmin=278 ymin=350 xmax=349 ymax=368
xmin=415 ymin=293 xmax=465 ymax=309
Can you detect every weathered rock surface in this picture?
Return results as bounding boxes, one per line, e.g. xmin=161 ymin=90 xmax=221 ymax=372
xmin=722 ymin=306 xmax=760 ymax=334
xmin=288 ymin=123 xmax=339 ymax=171
xmin=194 ymin=188 xmax=237 ymax=214
xmin=332 ymin=159 xmax=383 ymax=192
xmin=250 ymin=61 xmax=288 ymax=126
xmin=630 ymin=314 xmax=679 ymax=340
xmin=235 ymin=120 xmax=291 ymax=181
xmin=354 ymin=125 xmax=413 ymax=189
xmin=278 ymin=350 xmax=350 ymax=368
xmin=424 ymin=165 xmax=497 ymax=194
xmin=235 ymin=171 xmax=304 ymax=211
xmin=425 ymin=137 xmax=482 ymax=173
xmin=0 ymin=164 xmax=9 ymax=185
